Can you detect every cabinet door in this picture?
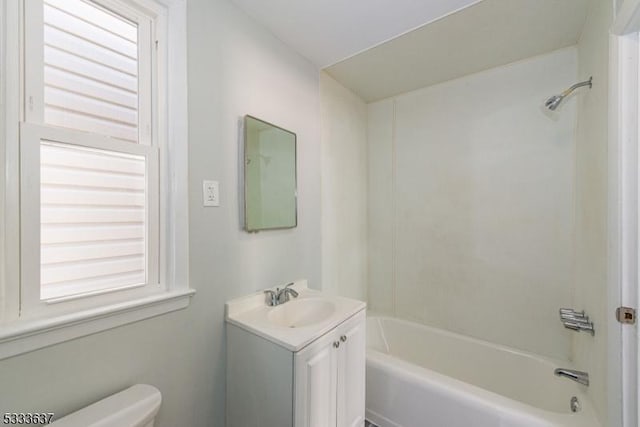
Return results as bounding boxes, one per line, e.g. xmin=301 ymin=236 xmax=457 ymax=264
xmin=337 ymin=312 xmax=366 ymax=427
xmin=294 ymin=332 xmax=339 ymax=427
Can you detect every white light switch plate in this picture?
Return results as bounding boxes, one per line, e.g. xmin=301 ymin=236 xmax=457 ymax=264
xmin=203 ymin=180 xmax=220 ymax=207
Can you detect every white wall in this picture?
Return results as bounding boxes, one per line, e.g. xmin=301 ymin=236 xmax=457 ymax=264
xmin=0 ymin=1 xmax=321 ymax=426
xmin=573 ymin=0 xmax=612 ymax=422
xmin=367 ymin=100 xmax=395 ymax=314
xmin=368 ymin=48 xmax=578 ymax=359
xmin=320 ymin=72 xmax=368 ymax=300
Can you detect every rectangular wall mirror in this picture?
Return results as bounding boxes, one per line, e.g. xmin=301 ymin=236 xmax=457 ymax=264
xmin=244 ymin=115 xmax=297 ymax=232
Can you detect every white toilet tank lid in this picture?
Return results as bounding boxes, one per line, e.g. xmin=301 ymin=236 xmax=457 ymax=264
xmin=51 ymin=384 xmax=162 ymax=427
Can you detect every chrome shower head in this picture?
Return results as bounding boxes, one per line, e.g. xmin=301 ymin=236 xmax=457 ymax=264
xmin=544 ymin=77 xmax=593 ymax=111
xmin=544 ymin=95 xmax=564 ymax=111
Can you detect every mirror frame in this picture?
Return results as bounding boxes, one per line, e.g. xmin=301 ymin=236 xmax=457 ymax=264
xmin=243 ymin=115 xmax=298 ymax=232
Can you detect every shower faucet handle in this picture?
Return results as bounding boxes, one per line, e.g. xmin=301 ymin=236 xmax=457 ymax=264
xmin=559 ymin=308 xmax=595 ymax=335
xmin=559 ymin=308 xmax=586 ymax=318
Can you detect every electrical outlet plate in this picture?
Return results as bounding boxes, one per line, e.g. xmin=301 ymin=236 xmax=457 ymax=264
xmin=203 ymin=180 xmax=220 ymax=207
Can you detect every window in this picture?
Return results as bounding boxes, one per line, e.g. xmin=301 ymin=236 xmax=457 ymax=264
xmin=40 ymin=0 xmax=144 ymax=142
xmin=22 ymin=0 xmax=159 ymax=310
xmin=0 ymin=0 xmax=192 ymax=358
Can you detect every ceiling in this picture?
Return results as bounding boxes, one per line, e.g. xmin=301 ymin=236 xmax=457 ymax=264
xmin=230 ymin=0 xmax=483 ymax=68
xmin=326 ymin=0 xmax=590 ymax=102
xmin=232 ymin=0 xmax=590 ymax=102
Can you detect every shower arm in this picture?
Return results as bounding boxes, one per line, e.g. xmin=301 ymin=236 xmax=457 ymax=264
xmin=561 ymin=77 xmax=592 ymax=97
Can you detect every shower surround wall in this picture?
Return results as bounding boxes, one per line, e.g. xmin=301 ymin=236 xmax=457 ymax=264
xmin=320 ymin=72 xmax=368 ymax=301
xmin=367 ymin=47 xmax=578 ymax=360
xmin=572 ymin=0 xmax=612 ymax=422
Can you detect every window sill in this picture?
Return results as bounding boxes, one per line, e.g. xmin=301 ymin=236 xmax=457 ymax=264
xmin=0 ymin=288 xmax=195 ymax=360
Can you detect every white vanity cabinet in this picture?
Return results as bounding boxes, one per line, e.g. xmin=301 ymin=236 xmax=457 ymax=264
xmin=294 ymin=311 xmax=365 ymax=427
xmin=226 ymin=282 xmax=366 ymax=427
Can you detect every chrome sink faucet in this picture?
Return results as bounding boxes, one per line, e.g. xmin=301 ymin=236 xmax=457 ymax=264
xmin=554 ymin=368 xmax=589 ymax=386
xmin=264 ymin=282 xmax=299 ymax=306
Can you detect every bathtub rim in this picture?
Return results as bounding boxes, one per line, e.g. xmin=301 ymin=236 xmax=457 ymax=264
xmin=366 ymin=314 xmax=601 ymax=427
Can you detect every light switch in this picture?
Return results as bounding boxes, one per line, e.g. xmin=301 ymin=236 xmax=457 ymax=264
xmin=203 ymin=180 xmax=220 ymax=207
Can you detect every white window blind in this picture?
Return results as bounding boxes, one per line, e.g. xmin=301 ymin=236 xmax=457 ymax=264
xmin=43 ymin=0 xmax=139 ymax=143
xmin=40 ymin=141 xmax=147 ymax=300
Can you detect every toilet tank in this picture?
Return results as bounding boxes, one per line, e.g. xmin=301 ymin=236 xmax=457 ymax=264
xmin=51 ymin=384 xmax=162 ymax=427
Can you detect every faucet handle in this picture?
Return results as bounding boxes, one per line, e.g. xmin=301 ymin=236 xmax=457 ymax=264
xmin=559 ymin=309 xmax=589 ymax=323
xmin=563 ymin=320 xmax=595 ymax=335
xmin=284 ymin=282 xmax=298 ymax=298
xmin=264 ymin=290 xmax=277 ymax=306
xmin=560 ymin=308 xmax=585 ymax=316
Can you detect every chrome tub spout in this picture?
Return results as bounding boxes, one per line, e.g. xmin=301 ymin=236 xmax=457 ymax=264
xmin=554 ymin=368 xmax=589 ymax=386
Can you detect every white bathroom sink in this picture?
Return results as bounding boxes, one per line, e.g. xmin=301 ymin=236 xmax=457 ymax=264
xmin=268 ymin=298 xmax=336 ymax=328
xmin=225 ymin=280 xmax=366 ymax=351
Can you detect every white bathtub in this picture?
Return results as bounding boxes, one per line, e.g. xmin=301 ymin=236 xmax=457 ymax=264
xmin=366 ymin=316 xmax=601 ymax=427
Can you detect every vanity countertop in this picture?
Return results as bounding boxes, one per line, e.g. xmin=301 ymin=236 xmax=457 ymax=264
xmin=225 ymin=280 xmax=366 ymax=352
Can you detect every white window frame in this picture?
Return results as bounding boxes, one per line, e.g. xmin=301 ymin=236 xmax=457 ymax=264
xmin=22 ymin=0 xmax=160 ymax=316
xmin=20 ymin=123 xmax=161 ymax=316
xmin=0 ymin=0 xmax=193 ymax=359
